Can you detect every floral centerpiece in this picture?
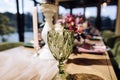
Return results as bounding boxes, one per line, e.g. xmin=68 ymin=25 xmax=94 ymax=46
xmin=47 ymin=14 xmax=90 ymax=80
xmin=47 ymin=14 xmax=89 ymax=80
xmin=55 ymin=14 xmax=90 ymax=43
xmin=56 ymin=14 xmax=88 ymax=34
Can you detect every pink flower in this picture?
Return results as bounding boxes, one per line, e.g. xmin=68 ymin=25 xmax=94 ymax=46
xmin=57 ymin=14 xmax=88 ymax=33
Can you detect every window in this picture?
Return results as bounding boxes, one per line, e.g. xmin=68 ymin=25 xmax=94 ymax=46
xmin=85 ymin=7 xmax=97 ymax=18
xmin=0 ymin=0 xmax=18 ymax=42
xmin=101 ymin=5 xmax=117 ymax=31
xmin=59 ymin=6 xmax=69 ymax=16
xmin=72 ymin=8 xmax=84 ymax=15
xmin=23 ymin=0 xmax=34 ymax=42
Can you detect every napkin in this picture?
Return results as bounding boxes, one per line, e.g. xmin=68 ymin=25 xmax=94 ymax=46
xmin=77 ymin=43 xmax=106 ymax=53
xmin=77 ymin=47 xmax=105 ymax=53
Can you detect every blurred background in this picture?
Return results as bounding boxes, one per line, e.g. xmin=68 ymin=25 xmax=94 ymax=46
xmin=0 ymin=0 xmax=120 ymax=79
xmin=0 ymin=0 xmax=117 ymax=43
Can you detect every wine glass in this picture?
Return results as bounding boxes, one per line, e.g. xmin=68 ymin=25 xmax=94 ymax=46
xmin=47 ymin=30 xmax=74 ymax=80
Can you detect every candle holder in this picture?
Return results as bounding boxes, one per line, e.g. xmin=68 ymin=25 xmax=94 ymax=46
xmin=38 ymin=3 xmax=57 ymax=59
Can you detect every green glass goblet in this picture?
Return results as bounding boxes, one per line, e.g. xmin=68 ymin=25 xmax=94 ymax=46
xmin=47 ymin=30 xmax=74 ymax=80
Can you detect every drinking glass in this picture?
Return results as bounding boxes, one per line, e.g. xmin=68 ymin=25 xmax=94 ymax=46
xmin=47 ymin=30 xmax=74 ymax=80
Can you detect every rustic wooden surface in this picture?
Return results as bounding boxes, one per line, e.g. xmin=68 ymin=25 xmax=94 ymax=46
xmin=0 ymin=39 xmax=117 ymax=80
xmin=66 ymin=39 xmax=117 ymax=80
xmin=66 ymin=52 xmax=117 ymax=80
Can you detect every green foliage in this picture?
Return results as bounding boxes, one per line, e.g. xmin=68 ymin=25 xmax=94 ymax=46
xmin=0 ymin=25 xmax=15 ymax=36
xmin=0 ymin=42 xmax=24 ymax=51
xmin=3 ymin=12 xmax=17 ymax=27
xmin=88 ymin=16 xmax=96 ymax=26
xmin=0 ymin=14 xmax=9 ymax=24
xmin=3 ymin=12 xmax=33 ymax=31
xmin=0 ymin=13 xmax=15 ymax=41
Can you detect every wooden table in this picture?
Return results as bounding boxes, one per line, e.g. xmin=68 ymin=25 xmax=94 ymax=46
xmin=66 ymin=39 xmax=117 ymax=80
xmin=0 ymin=39 xmax=117 ymax=80
xmin=66 ymin=51 xmax=117 ymax=80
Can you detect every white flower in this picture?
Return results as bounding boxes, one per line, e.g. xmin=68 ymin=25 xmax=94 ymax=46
xmin=82 ymin=21 xmax=88 ymax=28
xmin=55 ymin=23 xmax=64 ymax=35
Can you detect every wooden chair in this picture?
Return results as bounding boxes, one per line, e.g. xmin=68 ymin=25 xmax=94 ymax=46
xmin=114 ymin=43 xmax=120 ymax=69
xmin=110 ymin=40 xmax=120 ymax=56
xmin=106 ymin=35 xmax=120 ymax=48
xmin=101 ymin=30 xmax=115 ymax=43
xmin=110 ymin=41 xmax=120 ymax=80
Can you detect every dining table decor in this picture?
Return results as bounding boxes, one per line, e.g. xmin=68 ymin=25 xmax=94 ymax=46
xmin=38 ymin=3 xmax=58 ymax=59
xmin=47 ymin=30 xmax=74 ymax=80
xmin=56 ymin=14 xmax=89 ymax=47
xmin=33 ymin=6 xmax=40 ymax=51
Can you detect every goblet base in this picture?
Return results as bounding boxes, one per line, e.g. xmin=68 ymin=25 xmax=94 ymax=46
xmin=53 ymin=72 xmax=69 ymax=80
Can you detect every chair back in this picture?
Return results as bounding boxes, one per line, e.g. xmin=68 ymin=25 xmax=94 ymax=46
xmin=111 ymin=41 xmax=120 ymax=57
xmin=114 ymin=43 xmax=120 ymax=69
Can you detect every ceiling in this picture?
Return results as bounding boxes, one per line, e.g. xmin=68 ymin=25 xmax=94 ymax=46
xmin=58 ymin=0 xmax=118 ymax=8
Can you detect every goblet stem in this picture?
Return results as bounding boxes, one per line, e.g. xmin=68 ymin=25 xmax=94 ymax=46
xmin=58 ymin=60 xmax=65 ymax=74
xmin=53 ymin=60 xmax=67 ymax=80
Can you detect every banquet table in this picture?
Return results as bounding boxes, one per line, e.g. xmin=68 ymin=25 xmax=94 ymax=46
xmin=0 ymin=39 xmax=117 ymax=80
xmin=66 ymin=39 xmax=117 ymax=80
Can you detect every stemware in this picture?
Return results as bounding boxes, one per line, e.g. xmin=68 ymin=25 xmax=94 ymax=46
xmin=47 ymin=30 xmax=74 ymax=80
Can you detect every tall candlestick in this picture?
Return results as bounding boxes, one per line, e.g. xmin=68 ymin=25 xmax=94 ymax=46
xmin=33 ymin=7 xmax=39 ymax=50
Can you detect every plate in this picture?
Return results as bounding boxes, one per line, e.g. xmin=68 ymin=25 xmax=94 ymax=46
xmin=89 ymin=36 xmax=102 ymax=41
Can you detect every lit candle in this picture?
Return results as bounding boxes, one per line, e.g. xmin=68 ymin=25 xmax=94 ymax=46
xmin=33 ymin=7 xmax=39 ymax=50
